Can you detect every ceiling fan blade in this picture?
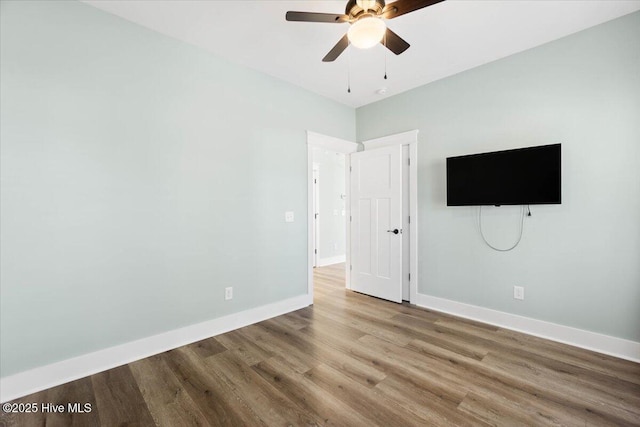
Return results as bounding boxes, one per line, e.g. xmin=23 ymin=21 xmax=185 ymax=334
xmin=323 ymin=34 xmax=350 ymax=62
xmin=382 ymin=28 xmax=410 ymax=55
xmin=286 ymin=11 xmax=349 ymax=23
xmin=382 ymin=0 xmax=445 ymax=20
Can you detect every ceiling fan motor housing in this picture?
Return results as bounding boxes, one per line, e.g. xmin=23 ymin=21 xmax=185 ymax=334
xmin=346 ymin=0 xmax=386 ymax=20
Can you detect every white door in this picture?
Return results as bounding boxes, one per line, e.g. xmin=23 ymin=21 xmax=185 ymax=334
xmin=350 ymin=145 xmax=403 ymax=303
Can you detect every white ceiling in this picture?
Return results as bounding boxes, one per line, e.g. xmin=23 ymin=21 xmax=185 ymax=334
xmin=83 ymin=0 xmax=640 ymax=108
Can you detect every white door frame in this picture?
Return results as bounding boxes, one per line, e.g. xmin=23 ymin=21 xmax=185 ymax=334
xmin=307 ymin=130 xmax=418 ymax=303
xmin=312 ymin=165 xmax=320 ymax=267
xmin=361 ymin=130 xmax=419 ymax=303
xmin=307 ymin=131 xmax=358 ymax=299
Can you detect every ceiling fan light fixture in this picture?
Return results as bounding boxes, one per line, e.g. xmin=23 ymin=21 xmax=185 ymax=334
xmin=347 ymin=17 xmax=386 ymax=49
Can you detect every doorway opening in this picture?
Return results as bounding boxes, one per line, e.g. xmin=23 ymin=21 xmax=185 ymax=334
xmin=307 ymin=130 xmax=418 ymax=305
xmin=311 ymin=150 xmax=347 ymax=268
xmin=307 ymin=132 xmax=357 ymax=302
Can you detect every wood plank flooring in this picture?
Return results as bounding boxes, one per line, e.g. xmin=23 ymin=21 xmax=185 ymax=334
xmin=2 ymin=263 xmax=639 ymax=426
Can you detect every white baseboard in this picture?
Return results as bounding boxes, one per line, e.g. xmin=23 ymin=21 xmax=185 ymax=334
xmin=415 ymin=293 xmax=640 ymax=363
xmin=317 ymin=255 xmax=346 ymax=267
xmin=1 ymin=293 xmax=312 ymax=403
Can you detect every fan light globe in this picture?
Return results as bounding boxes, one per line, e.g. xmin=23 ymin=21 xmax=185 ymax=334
xmin=347 ymin=17 xmax=386 ymax=49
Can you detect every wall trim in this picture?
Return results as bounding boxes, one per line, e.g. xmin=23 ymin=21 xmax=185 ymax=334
xmin=0 ymin=293 xmax=312 ymax=403
xmin=415 ymin=293 xmax=640 ymax=363
xmin=317 ymin=254 xmax=346 ymax=267
xmin=361 ymin=129 xmax=419 ymax=150
xmin=307 ymin=131 xmax=359 ymax=152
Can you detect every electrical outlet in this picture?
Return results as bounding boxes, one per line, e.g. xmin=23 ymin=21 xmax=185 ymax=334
xmin=514 ymin=286 xmax=524 ymax=300
xmin=225 ymin=287 xmax=233 ymax=301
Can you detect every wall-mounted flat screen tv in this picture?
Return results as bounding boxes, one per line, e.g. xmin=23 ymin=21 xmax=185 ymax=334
xmin=447 ymin=143 xmax=561 ymax=206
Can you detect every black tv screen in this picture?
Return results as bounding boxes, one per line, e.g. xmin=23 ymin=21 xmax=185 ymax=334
xmin=447 ymin=144 xmax=561 ymax=206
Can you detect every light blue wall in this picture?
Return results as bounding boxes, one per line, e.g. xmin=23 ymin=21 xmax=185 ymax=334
xmin=0 ymin=0 xmax=355 ymax=377
xmin=357 ymin=12 xmax=640 ymax=341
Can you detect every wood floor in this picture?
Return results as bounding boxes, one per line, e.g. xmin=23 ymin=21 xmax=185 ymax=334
xmin=2 ymin=263 xmax=639 ymax=426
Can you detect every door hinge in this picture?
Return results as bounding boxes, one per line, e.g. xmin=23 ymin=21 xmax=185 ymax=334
xmin=315 ymin=213 xmax=318 ymax=219
xmin=314 ymin=179 xmax=317 ymax=184
xmin=350 ymin=265 xmax=352 ymax=271
xmin=408 ymin=216 xmax=411 ymax=224
xmin=408 ymin=273 xmax=411 ymax=281
xmin=350 ymin=166 xmax=352 ymax=172
xmin=314 ymin=249 xmax=317 ymax=254
xmin=408 ymin=158 xmax=411 ymax=166
xmin=350 ymin=215 xmax=352 ymax=222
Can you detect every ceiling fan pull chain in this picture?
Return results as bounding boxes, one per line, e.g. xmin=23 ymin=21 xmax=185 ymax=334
xmin=384 ymin=31 xmax=388 ymax=80
xmin=347 ymin=43 xmax=352 ymax=93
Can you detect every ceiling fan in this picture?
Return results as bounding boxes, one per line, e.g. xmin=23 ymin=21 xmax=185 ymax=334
xmin=286 ymin=0 xmax=445 ymax=62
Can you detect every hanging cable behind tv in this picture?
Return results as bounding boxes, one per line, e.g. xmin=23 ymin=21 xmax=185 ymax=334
xmin=478 ymin=205 xmax=531 ymax=251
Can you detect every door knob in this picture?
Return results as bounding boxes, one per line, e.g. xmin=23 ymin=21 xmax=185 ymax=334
xmin=387 ymin=229 xmax=400 ymax=235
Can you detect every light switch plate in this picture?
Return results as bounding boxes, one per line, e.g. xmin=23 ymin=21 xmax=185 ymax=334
xmin=285 ymin=211 xmax=294 ymax=222
xmin=514 ymin=286 xmax=524 ymax=300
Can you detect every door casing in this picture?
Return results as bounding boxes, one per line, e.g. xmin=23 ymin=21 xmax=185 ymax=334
xmin=307 ymin=130 xmax=418 ymax=304
xmin=312 ymin=165 xmax=319 ymax=268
